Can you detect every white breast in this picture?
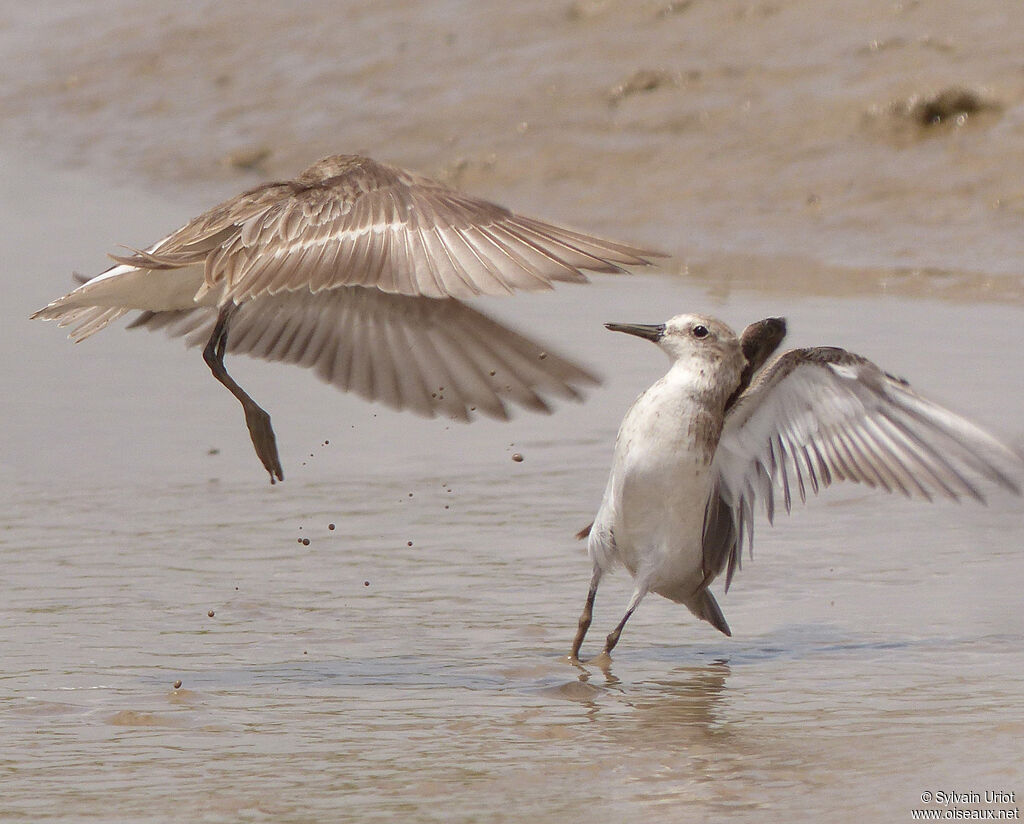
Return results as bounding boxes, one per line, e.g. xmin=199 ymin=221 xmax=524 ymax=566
xmin=603 ymin=369 xmax=718 ymax=593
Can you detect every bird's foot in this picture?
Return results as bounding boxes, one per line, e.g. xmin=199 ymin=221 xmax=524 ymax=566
xmin=565 ymin=652 xmax=588 ymax=670
xmin=564 ymin=650 xmax=612 ymax=673
xmin=243 ymin=404 xmax=284 ymax=483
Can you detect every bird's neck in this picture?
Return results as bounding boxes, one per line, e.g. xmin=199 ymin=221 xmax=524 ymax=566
xmin=624 ymin=357 xmax=740 ymax=466
xmin=664 ymin=355 xmax=740 ymax=412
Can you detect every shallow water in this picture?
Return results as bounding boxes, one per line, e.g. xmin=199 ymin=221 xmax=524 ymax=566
xmin=3 ymin=2 xmax=1024 ymax=822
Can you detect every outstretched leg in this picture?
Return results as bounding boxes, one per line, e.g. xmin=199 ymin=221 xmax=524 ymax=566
xmin=570 ymin=564 xmax=603 ymax=661
xmin=203 ymin=304 xmax=284 ymax=483
xmin=602 ymin=586 xmax=647 ymax=656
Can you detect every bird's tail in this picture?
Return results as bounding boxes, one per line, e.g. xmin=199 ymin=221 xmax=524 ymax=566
xmin=690 ymin=589 xmax=732 ymax=637
xmin=31 ymin=263 xmax=207 ymax=342
xmin=31 ymin=265 xmax=140 ymax=340
xmin=575 ymin=521 xmax=593 ymax=540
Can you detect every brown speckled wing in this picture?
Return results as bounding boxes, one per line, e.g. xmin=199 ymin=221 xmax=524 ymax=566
xmin=113 ymin=155 xmax=662 ymax=304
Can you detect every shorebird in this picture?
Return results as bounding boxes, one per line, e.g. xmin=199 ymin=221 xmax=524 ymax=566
xmin=32 ymin=154 xmax=661 ymax=482
xmin=571 ymin=314 xmax=1023 ymax=661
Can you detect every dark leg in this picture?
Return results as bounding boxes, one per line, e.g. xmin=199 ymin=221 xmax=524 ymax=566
xmin=602 ymin=586 xmax=646 ymax=656
xmin=570 ymin=565 xmax=602 ymax=661
xmin=203 ymin=304 xmax=284 ymax=483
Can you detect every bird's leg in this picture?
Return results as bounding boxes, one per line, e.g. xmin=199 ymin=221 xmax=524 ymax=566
xmin=202 ymin=304 xmax=284 ymax=483
xmin=602 ymin=586 xmax=647 ymax=656
xmin=570 ymin=565 xmax=603 ymax=662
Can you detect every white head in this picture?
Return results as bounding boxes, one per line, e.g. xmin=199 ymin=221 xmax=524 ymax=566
xmin=606 ymin=313 xmax=745 ymax=385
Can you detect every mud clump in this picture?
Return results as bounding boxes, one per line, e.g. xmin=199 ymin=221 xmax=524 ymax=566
xmin=869 ymin=86 xmax=1001 ymax=146
xmin=898 ymin=87 xmax=999 ymax=128
xmin=608 ymin=69 xmax=678 ymax=104
xmin=222 ymin=146 xmax=271 ymax=171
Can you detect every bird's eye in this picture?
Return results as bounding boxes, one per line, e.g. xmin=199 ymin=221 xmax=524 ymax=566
xmin=693 ymin=325 xmax=709 ymax=339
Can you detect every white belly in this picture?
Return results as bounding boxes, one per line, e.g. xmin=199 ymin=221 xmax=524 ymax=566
xmin=605 ymin=378 xmax=717 ymax=595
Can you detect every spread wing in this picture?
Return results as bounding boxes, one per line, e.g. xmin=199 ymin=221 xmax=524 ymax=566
xmin=111 ymin=155 xmax=662 ymax=304
xmin=126 ymin=287 xmax=598 ymax=421
xmin=703 ymin=347 xmax=1023 ymax=589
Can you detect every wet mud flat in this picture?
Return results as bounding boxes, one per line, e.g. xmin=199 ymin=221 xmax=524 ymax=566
xmin=7 ymin=186 xmax=1023 ymax=819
